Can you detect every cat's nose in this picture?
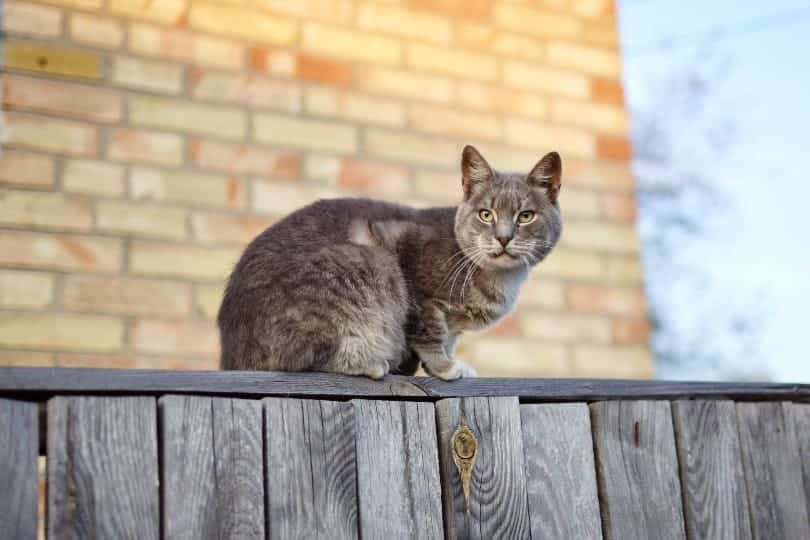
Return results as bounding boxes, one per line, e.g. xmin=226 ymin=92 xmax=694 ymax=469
xmin=496 ymin=235 xmax=511 ymax=248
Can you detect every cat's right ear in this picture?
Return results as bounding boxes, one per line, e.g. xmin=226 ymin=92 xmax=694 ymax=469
xmin=461 ymin=145 xmax=493 ymax=200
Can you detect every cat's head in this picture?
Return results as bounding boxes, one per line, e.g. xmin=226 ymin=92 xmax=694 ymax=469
xmin=454 ymin=145 xmax=563 ymax=271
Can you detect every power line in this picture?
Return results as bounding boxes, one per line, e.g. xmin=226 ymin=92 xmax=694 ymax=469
xmin=623 ymin=6 xmax=810 ymax=56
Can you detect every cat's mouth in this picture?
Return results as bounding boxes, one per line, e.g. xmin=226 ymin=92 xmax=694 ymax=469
xmin=490 ymin=250 xmax=518 ymax=259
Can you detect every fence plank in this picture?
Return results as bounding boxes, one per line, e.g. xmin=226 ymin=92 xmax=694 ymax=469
xmin=0 ymin=398 xmax=38 ymax=540
xmin=737 ymin=402 xmax=810 ymax=540
xmin=591 ymin=400 xmax=686 ymax=540
xmin=436 ymin=397 xmax=531 ymax=540
xmin=354 ymin=400 xmax=443 ymax=539
xmin=520 ymin=403 xmax=602 ymax=540
xmin=264 ymin=399 xmax=358 ymax=539
xmin=48 ymin=396 xmax=159 ymax=539
xmin=788 ymin=403 xmax=810 ymax=519
xmin=672 ymin=400 xmax=752 ymax=540
xmin=161 ymin=396 xmax=265 ymax=539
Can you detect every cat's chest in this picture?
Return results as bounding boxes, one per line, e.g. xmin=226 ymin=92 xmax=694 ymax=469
xmin=445 ymin=275 xmax=524 ymax=332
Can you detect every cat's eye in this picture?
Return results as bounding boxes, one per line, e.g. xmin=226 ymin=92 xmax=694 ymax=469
xmin=517 ymin=211 xmax=536 ymax=224
xmin=478 ymin=209 xmax=495 ymax=223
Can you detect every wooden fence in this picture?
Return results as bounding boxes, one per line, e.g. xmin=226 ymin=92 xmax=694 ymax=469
xmin=1 ymin=367 xmax=809 ymax=539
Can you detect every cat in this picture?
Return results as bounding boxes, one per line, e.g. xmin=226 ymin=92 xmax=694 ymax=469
xmin=218 ymin=145 xmax=563 ymax=380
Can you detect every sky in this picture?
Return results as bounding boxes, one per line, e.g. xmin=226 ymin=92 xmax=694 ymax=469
xmin=616 ymin=0 xmax=810 ymax=382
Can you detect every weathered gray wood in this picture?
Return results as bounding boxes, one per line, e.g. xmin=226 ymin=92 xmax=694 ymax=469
xmin=737 ymin=402 xmax=810 ymax=540
xmin=787 ymin=403 xmax=810 ymax=520
xmin=437 ymin=397 xmax=531 ymax=540
xmin=48 ymin=396 xmax=159 ymax=539
xmin=264 ymin=399 xmax=357 ymax=539
xmin=520 ymin=403 xmax=602 ymax=540
xmin=672 ymin=400 xmax=752 ymax=540
xmin=354 ymin=400 xmax=443 ymax=539
xmin=3 ymin=367 xmax=810 ymax=402
xmin=591 ymin=400 xmax=686 ymax=540
xmin=0 ymin=398 xmax=38 ymax=540
xmin=161 ymin=396 xmax=265 ymax=539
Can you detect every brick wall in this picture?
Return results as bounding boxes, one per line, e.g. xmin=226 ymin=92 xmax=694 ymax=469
xmin=0 ymin=0 xmax=652 ymax=378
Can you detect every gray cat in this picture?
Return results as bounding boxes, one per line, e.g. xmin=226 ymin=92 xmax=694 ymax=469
xmin=218 ymin=145 xmax=562 ymax=379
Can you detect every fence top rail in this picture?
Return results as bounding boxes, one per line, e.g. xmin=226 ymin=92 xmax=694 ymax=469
xmin=1 ymin=367 xmax=808 ymax=402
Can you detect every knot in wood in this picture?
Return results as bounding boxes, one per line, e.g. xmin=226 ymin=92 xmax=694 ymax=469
xmin=451 ymin=419 xmax=478 ymax=513
xmin=453 ymin=430 xmax=476 ymax=459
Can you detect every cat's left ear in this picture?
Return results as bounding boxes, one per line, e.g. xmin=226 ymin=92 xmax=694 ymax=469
xmin=528 ymin=151 xmax=562 ymax=204
xmin=461 ymin=145 xmax=494 ymax=200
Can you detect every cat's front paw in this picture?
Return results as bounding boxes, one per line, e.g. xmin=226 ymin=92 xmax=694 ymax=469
xmin=431 ymin=360 xmax=478 ymax=380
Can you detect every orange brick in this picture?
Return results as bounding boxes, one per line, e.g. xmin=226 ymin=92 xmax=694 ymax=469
xmin=302 ymin=22 xmax=400 ymax=66
xmin=305 ymin=86 xmax=405 ymax=127
xmin=191 ymin=140 xmax=301 ymax=179
xmin=130 ymin=241 xmax=239 ymax=281
xmin=248 ymin=47 xmax=296 ymax=77
xmin=503 ymin=61 xmax=589 ymax=99
xmin=591 ymin=76 xmax=625 ymax=106
xmin=357 ymin=2 xmax=452 ymax=44
xmin=551 ymin=98 xmax=629 ymax=136
xmin=296 ymin=54 xmax=353 ymax=86
xmin=0 ymin=230 xmax=122 ymax=272
xmin=129 ymin=95 xmax=247 ymax=140
xmin=4 ymin=74 xmax=122 ymax=123
xmin=96 ymin=200 xmax=188 ymax=240
xmin=129 ymin=22 xmax=245 ymax=70
xmin=63 ymin=160 xmax=126 ymax=196
xmin=5 ymin=1 xmax=63 ymax=38
xmin=131 ymin=319 xmax=219 ymax=356
xmin=613 ymin=318 xmax=651 ymax=345
xmin=597 ymin=135 xmax=633 ymax=161
xmin=328 ymin=158 xmax=410 ymax=195
xmin=409 ymin=103 xmax=501 ymax=140
xmin=191 ymin=212 xmax=274 ymax=245
xmin=494 ymin=3 xmax=582 ymax=39
xmin=130 ymin=167 xmax=246 ymax=210
xmin=254 ymin=114 xmax=357 ymax=154
xmin=356 ymin=67 xmax=453 ymax=104
xmin=582 ymin=18 xmax=619 ymax=48
xmin=5 ymin=41 xmax=102 ymax=80
xmin=505 ymin=118 xmax=596 ymax=159
xmin=6 ymin=112 xmax=97 ymax=157
xmin=0 ymin=189 xmax=93 ymax=231
xmin=572 ymin=0 xmax=613 ymax=19
xmin=189 ymin=3 xmax=297 ymax=45
xmin=547 ymin=41 xmax=621 ymax=78
xmin=108 ymin=129 xmax=184 ymax=166
xmin=191 ymin=70 xmax=302 ymax=113
xmin=602 ymin=193 xmax=637 ymax=222
xmin=567 ymin=284 xmax=647 ymax=316
xmin=406 ymin=42 xmax=497 ymax=81
xmin=70 ymin=13 xmax=124 ymax=49
xmin=456 ymin=82 xmax=548 ymax=120
xmin=406 ymin=0 xmax=491 ymax=21
xmin=64 ymin=275 xmax=192 ymax=317
xmin=110 ymin=0 xmax=185 ymax=24
xmin=0 ymin=313 xmax=124 ymax=352
xmin=112 ymin=56 xmax=184 ymax=94
xmin=0 ymin=149 xmax=55 ymax=188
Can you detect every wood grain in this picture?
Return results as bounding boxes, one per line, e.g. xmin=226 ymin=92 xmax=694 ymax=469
xmin=520 ymin=403 xmax=602 ymax=540
xmin=737 ymin=402 xmax=810 ymax=540
xmin=48 ymin=396 xmax=159 ymax=539
xmin=0 ymin=398 xmax=38 ymax=540
xmin=161 ymin=396 xmax=265 ymax=539
xmin=437 ymin=397 xmax=531 ymax=540
xmin=354 ymin=400 xmax=443 ymax=539
xmin=3 ymin=367 xmax=810 ymax=402
xmin=787 ymin=403 xmax=810 ymax=520
xmin=672 ymin=400 xmax=752 ymax=540
xmin=591 ymin=400 xmax=686 ymax=540
xmin=264 ymin=398 xmax=358 ymax=539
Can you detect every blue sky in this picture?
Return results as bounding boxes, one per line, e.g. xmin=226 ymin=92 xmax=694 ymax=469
xmin=617 ymin=0 xmax=810 ymax=382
